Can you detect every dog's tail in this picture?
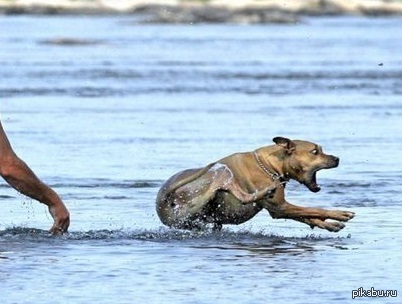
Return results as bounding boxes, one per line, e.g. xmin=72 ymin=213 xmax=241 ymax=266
xmin=162 ymin=162 xmax=216 ymax=196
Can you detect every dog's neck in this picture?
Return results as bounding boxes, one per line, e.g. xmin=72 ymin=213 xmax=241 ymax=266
xmin=253 ymin=150 xmax=288 ymax=183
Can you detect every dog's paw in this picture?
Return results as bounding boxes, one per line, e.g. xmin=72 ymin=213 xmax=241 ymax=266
xmin=332 ymin=210 xmax=355 ymax=222
xmin=307 ymin=219 xmax=345 ymax=232
xmin=316 ymin=221 xmax=345 ymax=232
xmin=308 ymin=218 xmax=345 ymax=232
xmin=323 ymin=221 xmax=346 ymax=232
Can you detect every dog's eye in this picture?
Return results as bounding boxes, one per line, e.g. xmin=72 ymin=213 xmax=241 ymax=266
xmin=311 ymin=149 xmax=319 ymax=155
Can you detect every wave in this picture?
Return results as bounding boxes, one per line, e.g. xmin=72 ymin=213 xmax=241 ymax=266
xmin=50 ymin=179 xmax=162 ymax=189
xmin=2 ymin=68 xmax=402 ymax=98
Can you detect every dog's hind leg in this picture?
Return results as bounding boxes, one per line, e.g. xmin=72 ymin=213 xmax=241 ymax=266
xmin=162 ymin=163 xmax=217 ymax=196
xmin=211 ymin=164 xmax=277 ymax=203
xmin=222 ymin=181 xmax=277 ymax=203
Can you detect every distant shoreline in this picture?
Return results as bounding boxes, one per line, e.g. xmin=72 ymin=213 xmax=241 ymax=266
xmin=1 ymin=0 xmax=402 ymax=24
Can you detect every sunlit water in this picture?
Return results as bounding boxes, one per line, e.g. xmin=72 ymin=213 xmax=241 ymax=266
xmin=0 ymin=16 xmax=401 ymax=303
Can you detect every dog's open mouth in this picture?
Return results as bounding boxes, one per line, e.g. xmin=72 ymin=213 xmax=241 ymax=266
xmin=305 ymin=171 xmax=321 ymax=193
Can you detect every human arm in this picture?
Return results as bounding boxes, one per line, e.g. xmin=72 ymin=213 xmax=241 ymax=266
xmin=0 ymin=121 xmax=70 ymax=234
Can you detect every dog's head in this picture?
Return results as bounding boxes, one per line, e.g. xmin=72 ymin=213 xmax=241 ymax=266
xmin=273 ymin=137 xmax=339 ymax=193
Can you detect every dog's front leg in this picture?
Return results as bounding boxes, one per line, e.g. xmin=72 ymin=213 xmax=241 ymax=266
xmin=265 ymin=201 xmax=353 ymax=232
xmin=269 ymin=201 xmax=354 ymax=221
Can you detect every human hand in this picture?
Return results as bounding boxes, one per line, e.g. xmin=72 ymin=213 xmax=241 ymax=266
xmin=48 ymin=202 xmax=70 ymax=235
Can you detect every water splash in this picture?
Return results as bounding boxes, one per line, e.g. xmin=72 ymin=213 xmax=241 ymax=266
xmin=0 ymin=226 xmax=352 ymax=244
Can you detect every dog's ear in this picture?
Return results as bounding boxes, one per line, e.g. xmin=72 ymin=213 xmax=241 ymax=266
xmin=273 ymin=137 xmax=296 ymax=154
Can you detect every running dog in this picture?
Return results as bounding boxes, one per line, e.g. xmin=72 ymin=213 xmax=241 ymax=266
xmin=156 ymin=137 xmax=355 ymax=232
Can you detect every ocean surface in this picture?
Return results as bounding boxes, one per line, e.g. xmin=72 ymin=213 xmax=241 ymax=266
xmin=0 ymin=15 xmax=401 ymax=303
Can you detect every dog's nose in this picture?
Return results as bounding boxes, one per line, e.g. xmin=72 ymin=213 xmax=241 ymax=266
xmin=333 ymin=156 xmax=340 ymax=165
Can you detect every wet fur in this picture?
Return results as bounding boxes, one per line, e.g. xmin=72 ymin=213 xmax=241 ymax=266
xmin=156 ymin=137 xmax=355 ymax=232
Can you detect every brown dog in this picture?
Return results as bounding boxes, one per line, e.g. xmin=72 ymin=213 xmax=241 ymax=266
xmin=156 ymin=137 xmax=355 ymax=232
